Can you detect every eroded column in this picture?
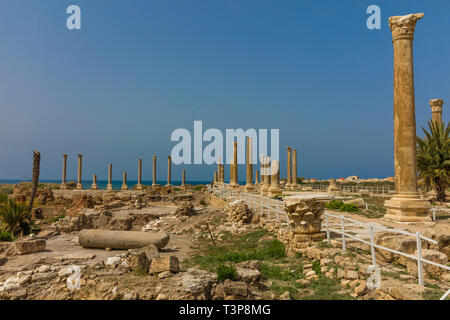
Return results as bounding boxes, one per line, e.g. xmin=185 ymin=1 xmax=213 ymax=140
xmin=231 ymin=142 xmax=239 ymax=188
xmin=106 ymin=164 xmax=113 ymax=190
xmin=245 ymin=137 xmax=254 ymax=191
xmin=268 ymin=160 xmax=282 ymax=196
xmin=91 ymin=174 xmax=98 ymax=190
xmin=152 ymin=156 xmax=157 ymax=186
xmin=384 ymin=13 xmax=431 ymax=222
xmin=429 ymin=99 xmax=444 ymax=125
xmin=121 ymin=172 xmax=128 ymax=190
xmin=166 ymin=156 xmax=172 ymax=187
xmin=286 ymin=147 xmax=292 ymax=189
xmin=61 ymin=154 xmax=68 ymax=189
xmin=136 ymin=158 xmax=143 ymax=190
xmin=181 ymin=169 xmax=186 ymax=187
xmin=76 ymin=154 xmax=83 ymax=190
xmin=292 ymin=149 xmax=298 ymax=189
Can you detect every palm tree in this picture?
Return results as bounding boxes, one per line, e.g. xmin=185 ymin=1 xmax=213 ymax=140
xmin=0 ymin=199 xmax=32 ymax=236
xmin=416 ymin=121 xmax=450 ymax=202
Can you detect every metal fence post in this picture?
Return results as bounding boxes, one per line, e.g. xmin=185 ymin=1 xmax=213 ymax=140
xmin=275 ymin=201 xmax=279 ymax=222
xmin=369 ymin=224 xmax=376 ymax=266
xmin=416 ymin=232 xmax=424 ymax=286
xmin=341 ymin=216 xmax=346 ymax=252
xmin=325 ymin=214 xmax=330 ymax=244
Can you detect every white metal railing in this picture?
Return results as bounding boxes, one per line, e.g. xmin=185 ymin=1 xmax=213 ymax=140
xmin=307 ymin=184 xmax=392 ymax=195
xmin=324 ymin=212 xmax=450 ymax=299
xmin=213 ymin=185 xmax=290 ymax=228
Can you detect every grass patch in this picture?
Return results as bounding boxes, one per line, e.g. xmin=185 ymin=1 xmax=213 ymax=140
xmin=300 ymin=276 xmax=355 ymax=300
xmin=216 ymin=264 xmax=238 ymax=282
xmin=422 ymin=288 xmax=446 ymax=300
xmin=185 ymin=229 xmax=285 ymax=271
xmin=0 ymin=230 xmax=14 ymax=242
xmin=260 ymin=263 xmax=304 ymax=281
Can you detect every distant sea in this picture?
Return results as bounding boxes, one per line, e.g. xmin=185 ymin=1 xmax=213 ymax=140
xmin=0 ymin=179 xmax=214 ymax=190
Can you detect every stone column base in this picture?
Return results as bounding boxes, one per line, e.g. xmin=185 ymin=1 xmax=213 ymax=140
xmin=268 ymin=187 xmax=282 ymax=197
xmin=136 ymin=184 xmax=143 ymax=190
xmin=60 ymin=184 xmax=67 ymax=190
xmin=384 ymin=195 xmax=431 ymax=222
xmin=76 ymin=184 xmax=82 ymax=190
xmin=327 ymin=187 xmax=339 ymax=193
xmin=106 ymin=184 xmax=113 ymax=191
xmin=91 ymin=184 xmax=98 ymax=190
xmin=245 ymin=184 xmax=255 ymax=192
xmin=230 ymin=183 xmax=239 ymax=190
xmin=121 ymin=185 xmax=128 ymax=191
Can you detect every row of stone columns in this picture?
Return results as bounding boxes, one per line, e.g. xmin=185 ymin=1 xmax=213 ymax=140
xmin=60 ymin=155 xmax=185 ymax=190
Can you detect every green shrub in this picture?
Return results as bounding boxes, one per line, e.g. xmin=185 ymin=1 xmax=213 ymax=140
xmin=339 ymin=204 xmax=359 ymax=212
xmin=0 ymin=194 xmax=7 ymax=204
xmin=216 ymin=264 xmax=238 ymax=282
xmin=51 ymin=214 xmax=66 ymax=223
xmin=0 ymin=230 xmax=14 ymax=242
xmin=325 ymin=200 xmax=344 ymax=210
xmin=0 ymin=199 xmax=32 ymax=236
xmin=199 ymin=199 xmax=206 ymax=206
xmin=193 ymin=185 xmax=204 ymax=191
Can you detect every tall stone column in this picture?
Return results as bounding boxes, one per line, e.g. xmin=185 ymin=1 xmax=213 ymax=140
xmin=61 ymin=154 xmax=68 ymax=189
xmin=106 ymin=164 xmax=113 ymax=190
xmin=166 ymin=156 xmax=172 ymax=187
xmin=91 ymin=174 xmax=98 ymax=190
xmin=152 ymin=156 xmax=157 ymax=186
xmin=429 ymin=99 xmax=444 ymax=125
xmin=384 ymin=13 xmax=431 ymax=222
xmin=136 ymin=158 xmax=143 ymax=190
xmin=220 ymin=164 xmax=225 ymax=183
xmin=76 ymin=154 xmax=83 ymax=190
xmin=231 ymin=142 xmax=239 ymax=188
xmin=181 ymin=169 xmax=186 ymax=187
xmin=268 ymin=160 xmax=282 ymax=196
xmin=245 ymin=137 xmax=254 ymax=191
xmin=255 ymin=170 xmax=259 ymax=185
xmin=121 ymin=172 xmax=128 ymax=190
xmin=229 ymin=157 xmax=234 ymax=185
xmin=286 ymin=147 xmax=292 ymax=189
xmin=214 ymin=171 xmax=218 ymax=183
xmin=292 ymin=149 xmax=298 ymax=189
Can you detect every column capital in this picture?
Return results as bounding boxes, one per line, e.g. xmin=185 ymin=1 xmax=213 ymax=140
xmin=429 ymin=98 xmax=444 ymax=113
xmin=389 ymin=13 xmax=423 ymax=41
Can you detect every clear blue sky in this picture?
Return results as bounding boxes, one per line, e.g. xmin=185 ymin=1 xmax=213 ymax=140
xmin=0 ymin=0 xmax=448 ymax=182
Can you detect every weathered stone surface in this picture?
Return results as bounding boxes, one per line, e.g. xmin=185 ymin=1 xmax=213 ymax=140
xmin=181 ymin=268 xmax=218 ymax=299
xmin=236 ymin=260 xmax=260 ymax=271
xmin=149 ymin=256 xmax=179 ymax=274
xmin=212 ymin=279 xmax=252 ymax=300
xmin=79 ymin=229 xmax=169 ymax=250
xmin=378 ymin=279 xmax=425 ymax=300
xmin=374 ymin=231 xmax=422 ymax=263
xmin=344 ymin=198 xmax=366 ymax=208
xmin=175 ymin=202 xmax=196 ymax=217
xmin=406 ymin=249 xmax=448 ymax=277
xmin=226 ymin=200 xmax=253 ymax=225
xmin=236 ymin=267 xmax=261 ymax=283
xmin=14 ymin=239 xmax=46 ymax=255
xmin=284 ymin=196 xmax=328 ymax=234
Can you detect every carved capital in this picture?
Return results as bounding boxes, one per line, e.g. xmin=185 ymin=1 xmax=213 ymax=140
xmin=429 ymin=98 xmax=444 ymax=113
xmin=389 ymin=13 xmax=424 ymax=41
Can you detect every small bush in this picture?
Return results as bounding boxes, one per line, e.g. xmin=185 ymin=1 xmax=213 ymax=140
xmin=199 ymin=199 xmax=206 ymax=206
xmin=339 ymin=204 xmax=359 ymax=212
xmin=0 ymin=199 xmax=32 ymax=236
xmin=193 ymin=185 xmax=204 ymax=191
xmin=325 ymin=200 xmax=344 ymax=210
xmin=51 ymin=214 xmax=66 ymax=223
xmin=216 ymin=264 xmax=238 ymax=282
xmin=0 ymin=194 xmax=8 ymax=204
xmin=0 ymin=230 xmax=14 ymax=242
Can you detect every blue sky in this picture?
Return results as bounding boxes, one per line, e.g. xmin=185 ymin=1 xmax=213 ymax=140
xmin=0 ymin=0 xmax=448 ymax=181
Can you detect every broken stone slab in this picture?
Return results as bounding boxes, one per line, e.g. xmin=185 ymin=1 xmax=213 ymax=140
xmin=236 ymin=267 xmax=261 ymax=283
xmin=13 ymin=239 xmax=46 ymax=255
xmin=149 ymin=256 xmax=179 ymax=274
xmin=343 ymin=198 xmax=366 ymax=208
xmin=54 ymin=253 xmax=96 ymax=261
xmin=78 ymin=229 xmax=169 ymax=250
